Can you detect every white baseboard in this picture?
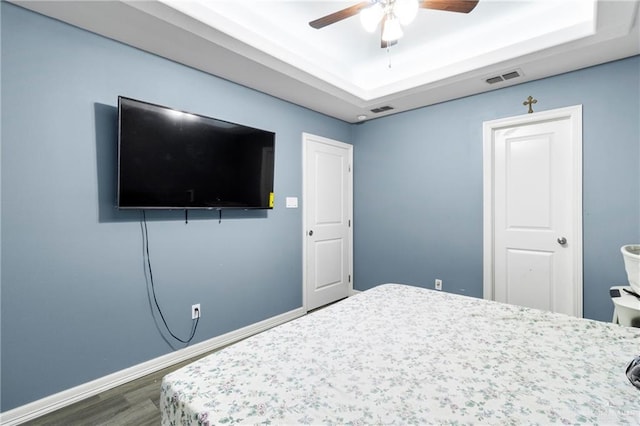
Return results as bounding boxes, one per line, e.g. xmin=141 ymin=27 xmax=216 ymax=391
xmin=0 ymin=307 xmax=305 ymax=426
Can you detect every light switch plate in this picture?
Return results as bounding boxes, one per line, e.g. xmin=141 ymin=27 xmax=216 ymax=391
xmin=286 ymin=197 xmax=298 ymax=208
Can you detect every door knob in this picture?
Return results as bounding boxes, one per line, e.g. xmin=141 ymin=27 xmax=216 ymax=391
xmin=557 ymin=237 xmax=567 ymax=245
xmin=308 ymin=230 xmax=314 ymax=236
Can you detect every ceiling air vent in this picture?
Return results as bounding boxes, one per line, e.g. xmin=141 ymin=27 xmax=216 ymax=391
xmin=485 ymin=69 xmax=523 ymax=84
xmin=371 ymin=105 xmax=394 ymax=113
xmin=502 ymin=71 xmax=520 ymax=80
xmin=486 ymin=76 xmax=504 ymax=84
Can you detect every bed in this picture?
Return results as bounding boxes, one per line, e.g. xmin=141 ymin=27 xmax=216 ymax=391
xmin=160 ymin=284 xmax=640 ymax=424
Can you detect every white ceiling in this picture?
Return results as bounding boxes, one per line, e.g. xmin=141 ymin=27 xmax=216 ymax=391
xmin=13 ymin=0 xmax=640 ymax=122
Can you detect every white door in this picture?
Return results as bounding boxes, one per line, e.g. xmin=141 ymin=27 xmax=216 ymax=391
xmin=303 ymin=133 xmax=353 ymax=311
xmin=483 ymin=106 xmax=583 ymax=317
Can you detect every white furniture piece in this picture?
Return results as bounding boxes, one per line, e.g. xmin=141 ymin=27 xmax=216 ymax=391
xmin=621 ymin=245 xmax=640 ymax=294
xmin=611 ymin=285 xmax=640 ymax=327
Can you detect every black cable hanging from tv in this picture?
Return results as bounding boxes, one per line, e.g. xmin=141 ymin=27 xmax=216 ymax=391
xmin=142 ymin=210 xmax=199 ymax=344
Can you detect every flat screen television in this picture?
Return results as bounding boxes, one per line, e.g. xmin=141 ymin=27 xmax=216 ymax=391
xmin=117 ymin=96 xmax=275 ymax=210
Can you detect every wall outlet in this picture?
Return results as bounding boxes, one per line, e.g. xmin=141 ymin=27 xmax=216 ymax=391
xmin=191 ymin=304 xmax=201 ymax=319
xmin=435 ymin=279 xmax=443 ymax=291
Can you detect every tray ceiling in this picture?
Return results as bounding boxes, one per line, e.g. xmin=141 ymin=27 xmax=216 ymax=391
xmin=13 ymin=0 xmax=640 ymax=122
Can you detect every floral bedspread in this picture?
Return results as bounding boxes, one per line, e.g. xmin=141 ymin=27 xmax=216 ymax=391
xmin=161 ymin=284 xmax=640 ymax=425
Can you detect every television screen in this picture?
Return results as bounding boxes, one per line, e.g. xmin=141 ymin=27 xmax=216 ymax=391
xmin=117 ymin=96 xmax=275 ymax=210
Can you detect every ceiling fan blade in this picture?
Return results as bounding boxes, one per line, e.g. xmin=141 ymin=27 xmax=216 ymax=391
xmin=419 ymin=0 xmax=479 ymax=13
xmin=309 ymin=2 xmax=370 ymax=29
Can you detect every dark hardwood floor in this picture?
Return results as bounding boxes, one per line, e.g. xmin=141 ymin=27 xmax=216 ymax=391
xmin=22 ymin=352 xmax=213 ymax=426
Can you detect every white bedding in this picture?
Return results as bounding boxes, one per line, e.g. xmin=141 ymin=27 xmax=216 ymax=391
xmin=161 ymin=284 xmax=640 ymax=424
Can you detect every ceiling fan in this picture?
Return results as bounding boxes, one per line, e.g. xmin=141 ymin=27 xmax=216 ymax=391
xmin=309 ymin=0 xmax=479 ymax=48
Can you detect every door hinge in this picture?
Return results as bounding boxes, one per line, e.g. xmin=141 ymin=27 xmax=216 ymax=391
xmin=348 ymin=164 xmax=352 ymax=172
xmin=348 ymin=219 xmax=351 ymax=227
xmin=348 ymin=274 xmax=351 ymax=283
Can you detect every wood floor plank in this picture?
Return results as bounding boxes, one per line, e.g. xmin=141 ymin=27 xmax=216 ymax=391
xmin=97 ymin=399 xmax=159 ymax=426
xmin=123 ymin=380 xmax=162 ymax=406
xmin=24 ymin=394 xmax=128 ymax=426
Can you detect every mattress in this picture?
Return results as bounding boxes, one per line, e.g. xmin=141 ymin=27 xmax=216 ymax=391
xmin=161 ymin=283 xmax=640 ymax=424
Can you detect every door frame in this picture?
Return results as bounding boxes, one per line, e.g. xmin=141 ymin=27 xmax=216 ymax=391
xmin=302 ymin=132 xmax=354 ymax=312
xmin=482 ymin=105 xmax=583 ymax=316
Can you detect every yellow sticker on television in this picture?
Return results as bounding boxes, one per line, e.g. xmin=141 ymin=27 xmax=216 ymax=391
xmin=269 ymin=192 xmax=274 ymax=208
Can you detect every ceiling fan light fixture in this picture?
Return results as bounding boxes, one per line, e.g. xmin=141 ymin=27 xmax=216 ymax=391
xmin=360 ymin=2 xmax=384 ymax=33
xmin=395 ymin=0 xmax=419 ymax=26
xmin=382 ymin=14 xmax=403 ymax=42
xmin=309 ymin=0 xmax=480 ymax=48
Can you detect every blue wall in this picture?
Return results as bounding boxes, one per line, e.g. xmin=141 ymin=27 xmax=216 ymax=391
xmin=0 ymin=3 xmax=351 ymax=411
xmin=353 ymin=56 xmax=640 ymax=322
xmin=2 ymin=1 xmax=639 ymax=413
